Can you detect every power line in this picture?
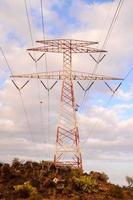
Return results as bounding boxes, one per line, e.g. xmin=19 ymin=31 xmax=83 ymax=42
xmin=102 ymin=0 xmax=125 ymax=49
xmin=80 ymin=0 xmax=125 ymax=112
xmin=0 ymin=46 xmax=36 ymax=149
xmin=24 ymin=0 xmax=34 ymax=46
xmin=0 ymin=47 xmax=14 ymax=76
xmin=24 ymin=0 xmax=45 ymax=141
xmin=94 ymin=0 xmax=125 ymax=73
xmin=12 ymin=39 xmax=121 ymax=168
xmin=81 ymin=67 xmax=133 ymax=146
xmin=77 ymin=1 xmax=114 ymax=112
xmin=40 ymin=0 xmax=50 ymax=147
xmin=96 ymin=0 xmax=114 ymax=48
xmin=19 ymin=90 xmax=34 ymax=142
xmin=40 ymin=0 xmax=46 ymax=41
xmin=78 ymin=0 xmax=126 ymax=148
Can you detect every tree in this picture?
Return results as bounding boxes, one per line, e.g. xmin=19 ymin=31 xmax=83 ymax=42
xmin=126 ymin=176 xmax=133 ymax=187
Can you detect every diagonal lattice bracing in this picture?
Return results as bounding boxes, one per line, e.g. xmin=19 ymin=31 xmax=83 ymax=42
xmin=11 ymin=39 xmax=123 ymax=169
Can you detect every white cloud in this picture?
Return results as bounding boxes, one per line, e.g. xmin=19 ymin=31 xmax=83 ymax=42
xmin=115 ymin=88 xmax=133 ymax=101
xmin=79 ymin=104 xmax=133 ymax=166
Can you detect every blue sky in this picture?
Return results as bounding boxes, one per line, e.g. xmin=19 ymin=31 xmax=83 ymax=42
xmin=83 ymin=0 xmax=112 ymax=3
xmin=30 ymin=0 xmax=113 ymax=36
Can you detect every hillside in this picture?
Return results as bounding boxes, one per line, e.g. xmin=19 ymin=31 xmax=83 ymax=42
xmin=0 ymin=159 xmax=133 ymax=200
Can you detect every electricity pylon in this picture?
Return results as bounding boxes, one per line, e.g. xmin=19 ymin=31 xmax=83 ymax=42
xmin=11 ymin=39 xmax=122 ymax=169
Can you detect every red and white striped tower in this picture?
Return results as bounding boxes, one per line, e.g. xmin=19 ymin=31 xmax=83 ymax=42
xmin=55 ymin=41 xmax=82 ymax=168
xmin=11 ymin=39 xmax=122 ymax=169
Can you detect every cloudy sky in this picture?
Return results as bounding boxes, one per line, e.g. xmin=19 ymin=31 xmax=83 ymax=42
xmin=0 ymin=0 xmax=133 ymax=185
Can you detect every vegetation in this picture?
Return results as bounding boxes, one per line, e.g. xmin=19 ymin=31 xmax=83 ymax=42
xmin=73 ymin=175 xmax=99 ymax=193
xmin=0 ymin=159 xmax=133 ymax=199
xmin=14 ymin=181 xmax=43 ymax=199
xmin=126 ymin=176 xmax=133 ymax=187
xmin=89 ymin=171 xmax=109 ymax=183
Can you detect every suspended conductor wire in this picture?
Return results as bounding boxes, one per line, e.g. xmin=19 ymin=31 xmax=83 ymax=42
xmin=18 ymin=91 xmax=34 ymax=142
xmin=94 ymin=0 xmax=125 ymax=73
xmin=0 ymin=47 xmax=14 ymax=76
xmin=77 ymin=1 xmax=114 ymax=112
xmin=101 ymin=0 xmax=125 ymax=50
xmin=40 ymin=0 xmax=46 ymax=41
xmin=24 ymin=0 xmax=34 ymax=46
xmin=82 ymin=67 xmax=133 ymax=146
xmin=79 ymin=0 xmax=125 ymax=112
xmin=40 ymin=0 xmax=50 ymax=148
xmin=0 ymin=46 xmax=37 ymax=152
xmin=95 ymin=0 xmax=114 ymax=49
xmin=24 ymin=0 xmax=45 ymax=142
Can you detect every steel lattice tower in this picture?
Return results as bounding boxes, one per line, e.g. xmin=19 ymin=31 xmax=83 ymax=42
xmin=11 ymin=39 xmax=122 ymax=169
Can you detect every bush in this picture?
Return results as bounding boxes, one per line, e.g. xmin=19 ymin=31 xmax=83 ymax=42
xmin=12 ymin=158 xmax=20 ymax=168
xmin=14 ymin=181 xmax=40 ymax=198
xmin=15 ymin=187 xmax=30 ymax=198
xmin=89 ymin=171 xmax=109 ymax=183
xmin=126 ymin=176 xmax=133 ymax=187
xmin=98 ymin=172 xmax=109 ymax=182
xmin=30 ymin=178 xmax=40 ymax=190
xmin=71 ymin=168 xmax=83 ymax=178
xmin=73 ymin=176 xmax=99 ymax=193
xmin=1 ymin=164 xmax=13 ymax=180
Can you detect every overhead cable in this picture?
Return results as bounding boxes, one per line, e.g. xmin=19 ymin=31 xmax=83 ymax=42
xmin=24 ymin=0 xmax=45 ymax=140
xmin=40 ymin=0 xmax=51 ymax=145
xmin=80 ymin=0 xmax=125 ymax=112
xmin=0 ymin=46 xmax=35 ymax=146
xmin=83 ymin=67 xmax=133 ymax=145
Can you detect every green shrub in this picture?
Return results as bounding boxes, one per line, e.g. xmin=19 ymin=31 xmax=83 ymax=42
xmin=73 ymin=176 xmax=99 ymax=193
xmin=14 ymin=181 xmax=40 ymax=198
xmin=71 ymin=168 xmax=83 ymax=178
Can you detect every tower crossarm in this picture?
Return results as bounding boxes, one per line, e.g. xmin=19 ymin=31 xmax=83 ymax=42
xmin=10 ymin=70 xmax=123 ymax=81
xmin=27 ymin=39 xmax=107 ymax=54
xmin=27 ymin=46 xmax=107 ymax=54
xmin=36 ymin=39 xmax=98 ymax=46
xmin=12 ymin=38 xmax=123 ymax=169
xmin=71 ymin=71 xmax=123 ymax=80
